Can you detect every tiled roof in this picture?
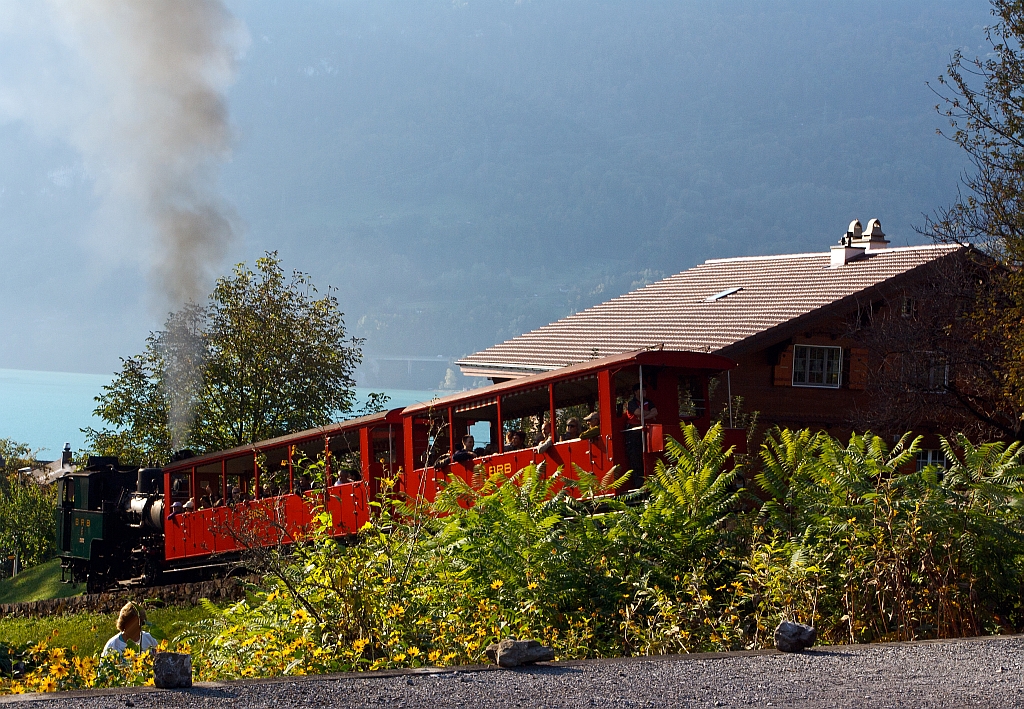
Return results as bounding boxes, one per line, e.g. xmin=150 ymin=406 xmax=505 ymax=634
xmin=457 ymin=244 xmax=963 ymax=378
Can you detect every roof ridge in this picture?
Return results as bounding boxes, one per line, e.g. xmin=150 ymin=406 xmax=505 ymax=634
xmin=703 ymin=242 xmax=961 ymax=265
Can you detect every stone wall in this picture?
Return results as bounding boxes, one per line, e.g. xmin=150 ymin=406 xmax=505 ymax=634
xmin=0 ymin=578 xmax=247 ymax=619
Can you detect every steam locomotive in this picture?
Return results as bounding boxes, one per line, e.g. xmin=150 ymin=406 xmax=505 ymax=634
xmin=56 ymin=459 xmax=168 ymax=591
xmin=55 ymin=350 xmax=744 ymax=592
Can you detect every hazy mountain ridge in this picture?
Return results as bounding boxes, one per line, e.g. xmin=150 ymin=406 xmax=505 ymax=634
xmin=0 ymin=0 xmax=989 ymax=385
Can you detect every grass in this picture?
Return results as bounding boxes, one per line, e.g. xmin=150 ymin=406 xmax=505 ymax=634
xmin=0 ymin=559 xmax=218 ymax=655
xmin=0 ymin=560 xmax=83 ymax=605
xmin=0 ymin=605 xmax=215 ymax=656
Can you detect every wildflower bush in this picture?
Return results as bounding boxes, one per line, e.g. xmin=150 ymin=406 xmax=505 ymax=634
xmin=1 ymin=633 xmax=168 ymax=694
xmin=2 ymin=424 xmax=1023 ymax=694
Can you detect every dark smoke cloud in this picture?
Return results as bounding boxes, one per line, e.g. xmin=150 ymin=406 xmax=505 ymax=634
xmin=46 ymin=0 xmax=246 ymax=306
xmin=36 ymin=1 xmax=247 ymax=449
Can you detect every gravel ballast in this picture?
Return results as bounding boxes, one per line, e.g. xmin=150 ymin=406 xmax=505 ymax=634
xmin=3 ymin=635 xmax=1022 ymax=708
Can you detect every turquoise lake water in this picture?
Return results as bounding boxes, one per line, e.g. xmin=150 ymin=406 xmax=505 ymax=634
xmin=0 ymin=368 xmax=437 ymax=459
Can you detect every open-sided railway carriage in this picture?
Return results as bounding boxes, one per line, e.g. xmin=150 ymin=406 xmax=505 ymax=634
xmin=56 ymin=350 xmax=743 ymax=591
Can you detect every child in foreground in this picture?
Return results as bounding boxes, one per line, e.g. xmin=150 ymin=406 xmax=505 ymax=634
xmin=102 ymin=602 xmax=158 ymax=656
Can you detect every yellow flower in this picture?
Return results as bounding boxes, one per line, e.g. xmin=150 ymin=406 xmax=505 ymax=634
xmin=490 ymin=580 xmax=503 ymax=590
xmin=39 ymin=677 xmax=56 ymax=693
xmin=407 ymin=647 xmax=420 ymax=657
xmin=527 ymin=582 xmax=538 ymax=590
xmin=392 ymin=653 xmax=406 ymax=662
xmin=428 ymin=650 xmax=441 ymax=662
xmin=352 ymin=638 xmax=369 ymax=653
xmin=50 ymin=662 xmax=69 ymax=680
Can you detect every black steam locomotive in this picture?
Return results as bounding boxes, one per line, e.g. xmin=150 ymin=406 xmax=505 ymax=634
xmin=55 ymin=456 xmax=167 ymax=592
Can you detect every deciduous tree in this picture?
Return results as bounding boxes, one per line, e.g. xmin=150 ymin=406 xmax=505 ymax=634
xmin=84 ymin=253 xmax=366 ymax=463
xmin=0 ymin=439 xmax=56 ymax=574
xmin=923 ymin=0 xmax=1024 ymax=439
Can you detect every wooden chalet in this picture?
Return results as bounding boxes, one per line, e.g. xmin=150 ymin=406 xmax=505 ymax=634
xmin=457 ymin=219 xmax=967 ymax=467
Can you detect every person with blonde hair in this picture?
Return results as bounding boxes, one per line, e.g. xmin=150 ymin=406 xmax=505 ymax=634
xmin=101 ymin=601 xmax=158 ymax=655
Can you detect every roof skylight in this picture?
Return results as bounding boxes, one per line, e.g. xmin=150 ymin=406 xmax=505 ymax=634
xmin=706 ymin=286 xmax=743 ymax=302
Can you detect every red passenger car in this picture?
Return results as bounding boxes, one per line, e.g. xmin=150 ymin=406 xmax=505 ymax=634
xmin=400 ymin=349 xmax=741 ymax=502
xmin=161 ymin=408 xmax=404 ymax=564
xmin=158 ymin=349 xmax=739 ymax=571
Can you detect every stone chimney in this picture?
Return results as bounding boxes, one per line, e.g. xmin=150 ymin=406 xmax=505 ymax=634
xmin=830 ymin=218 xmax=888 ymax=267
xmin=831 ymin=219 xmax=866 ymax=268
xmin=852 ymin=218 xmax=889 ymax=251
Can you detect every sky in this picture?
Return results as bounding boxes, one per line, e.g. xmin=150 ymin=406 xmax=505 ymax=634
xmin=0 ymin=0 xmax=992 ymax=388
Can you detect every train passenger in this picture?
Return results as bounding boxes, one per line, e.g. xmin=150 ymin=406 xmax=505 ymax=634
xmin=505 ymin=430 xmax=526 ymax=451
xmin=580 ymin=411 xmax=601 ymax=440
xmin=183 ymin=497 xmax=195 ymax=512
xmin=452 ymin=435 xmax=475 ymax=463
xmin=102 ymin=602 xmax=157 ymax=656
xmin=625 ymin=384 xmax=658 ymax=426
xmin=560 ymin=418 xmax=581 ymax=441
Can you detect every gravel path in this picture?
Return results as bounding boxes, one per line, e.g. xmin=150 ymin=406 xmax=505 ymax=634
xmin=4 ymin=635 xmax=1023 ymax=708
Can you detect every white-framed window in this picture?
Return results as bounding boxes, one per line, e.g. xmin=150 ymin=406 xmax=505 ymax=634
xmin=916 ymin=449 xmax=947 ymax=472
xmin=792 ymin=345 xmax=842 ymax=388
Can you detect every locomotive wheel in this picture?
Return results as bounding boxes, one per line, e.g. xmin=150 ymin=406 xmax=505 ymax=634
xmin=86 ymin=574 xmax=108 ymax=594
xmin=141 ymin=557 xmax=163 ymax=586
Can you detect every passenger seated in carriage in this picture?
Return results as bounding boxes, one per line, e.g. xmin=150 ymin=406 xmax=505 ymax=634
xmin=505 ymin=430 xmax=526 ymax=451
xmin=560 ymin=418 xmax=581 ymax=441
xmin=580 ymin=411 xmax=601 ymax=439
xmin=335 ymin=468 xmax=361 ymax=484
xmin=452 ymin=435 xmax=475 ymax=463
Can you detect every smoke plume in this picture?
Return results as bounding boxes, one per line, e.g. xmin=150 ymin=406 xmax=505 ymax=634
xmin=158 ymin=306 xmax=208 ymax=452
xmin=41 ymin=1 xmax=246 ymax=450
xmin=45 ymin=0 xmax=245 ymax=306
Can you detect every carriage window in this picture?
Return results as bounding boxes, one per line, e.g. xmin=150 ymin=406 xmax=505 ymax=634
xmin=193 ymin=462 xmax=221 ymax=507
xmin=453 ymin=398 xmax=498 ymax=457
xmin=613 ymin=368 xmax=640 ymax=419
xmin=292 ymin=438 xmax=327 ymax=491
xmin=225 ymin=455 xmax=256 ymax=502
xmin=170 ymin=471 xmax=191 ymax=504
xmin=257 ymin=446 xmax=290 ymax=497
xmin=678 ymin=375 xmax=706 ymax=419
xmin=410 ymin=409 xmax=450 ymax=468
xmin=328 ymin=431 xmax=362 ymax=484
xmin=501 ymin=387 xmax=552 ymax=447
xmin=372 ymin=426 xmax=399 ymax=474
xmin=553 ymin=376 xmax=599 ymax=441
